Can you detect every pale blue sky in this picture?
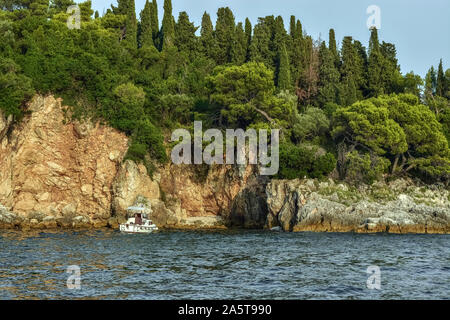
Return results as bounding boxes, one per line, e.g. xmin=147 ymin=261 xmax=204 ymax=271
xmin=91 ymin=0 xmax=450 ymax=77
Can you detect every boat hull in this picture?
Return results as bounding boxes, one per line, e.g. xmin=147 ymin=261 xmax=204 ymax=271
xmin=119 ymin=224 xmax=158 ymax=234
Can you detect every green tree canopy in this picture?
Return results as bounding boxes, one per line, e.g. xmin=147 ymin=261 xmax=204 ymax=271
xmin=333 ymin=93 xmax=450 ymax=180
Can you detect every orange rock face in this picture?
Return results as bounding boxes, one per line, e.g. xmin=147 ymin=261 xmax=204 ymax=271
xmin=0 ymin=95 xmax=129 ymax=220
xmin=0 ymin=95 xmax=264 ymax=230
xmin=159 ymin=164 xmax=257 ymax=218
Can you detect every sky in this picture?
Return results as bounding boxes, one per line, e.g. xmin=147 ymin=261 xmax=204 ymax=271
xmin=90 ymin=0 xmax=450 ymax=77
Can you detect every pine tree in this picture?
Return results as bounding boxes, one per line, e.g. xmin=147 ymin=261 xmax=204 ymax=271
xmin=79 ymin=0 xmax=94 ymax=22
xmin=232 ymin=22 xmax=247 ymax=65
xmin=200 ymin=11 xmax=215 ymax=59
xmin=175 ymin=11 xmax=198 ymax=57
xmin=318 ymin=41 xmax=340 ymax=105
xmin=437 ymin=59 xmax=445 ymax=97
xmin=277 ymin=41 xmax=291 ymax=91
xmin=140 ymin=0 xmax=153 ymax=48
xmin=214 ymin=7 xmax=236 ymax=64
xmin=50 ymin=0 xmax=74 ymax=12
xmin=112 ymin=0 xmax=125 ymax=14
xmin=29 ymin=0 xmax=49 ymax=17
xmin=161 ymin=0 xmax=175 ymax=50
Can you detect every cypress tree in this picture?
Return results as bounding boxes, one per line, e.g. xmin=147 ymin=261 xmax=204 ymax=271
xmin=175 ymin=11 xmax=198 ymax=57
xmin=232 ymin=22 xmax=247 ymax=65
xmin=328 ymin=28 xmax=339 ymax=67
xmin=272 ymin=16 xmax=290 ymax=88
xmin=114 ymin=0 xmax=137 ymax=47
xmin=445 ymin=69 xmax=450 ymax=99
xmin=277 ymin=41 xmax=291 ymax=91
xmin=296 ymin=19 xmax=303 ymax=39
xmin=297 ymin=36 xmax=319 ymax=105
xmin=148 ymin=0 xmax=160 ymax=49
xmin=249 ymin=17 xmax=272 ymax=68
xmin=140 ymin=0 xmax=153 ymax=48
xmin=367 ymin=27 xmax=383 ymax=96
xmin=353 ymin=40 xmax=368 ymax=94
xmin=244 ymin=18 xmax=252 ymax=61
xmin=425 ymin=66 xmax=437 ymax=98
xmin=437 ymin=59 xmax=445 ymax=97
xmin=200 ymin=11 xmax=215 ymax=59
xmin=339 ymin=36 xmax=363 ymax=105
xmin=290 ymin=19 xmax=305 ymax=88
xmin=214 ymin=7 xmax=236 ymax=64
xmin=380 ymin=41 xmax=400 ymax=94
xmin=368 ymin=26 xmax=380 ymax=55
xmin=125 ymin=0 xmax=137 ymax=48
xmin=273 ymin=16 xmax=287 ymax=52
xmin=289 ymin=16 xmax=296 ymax=38
xmin=161 ymin=0 xmax=175 ymax=50
xmin=318 ymin=41 xmax=340 ymax=105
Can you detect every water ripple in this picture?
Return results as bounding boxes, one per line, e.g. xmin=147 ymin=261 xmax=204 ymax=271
xmin=0 ymin=230 xmax=448 ymax=299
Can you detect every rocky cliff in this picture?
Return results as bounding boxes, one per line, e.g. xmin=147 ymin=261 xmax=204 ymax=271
xmin=0 ymin=95 xmax=449 ymax=233
xmin=266 ymin=179 xmax=450 ymax=234
xmin=0 ymin=95 xmax=128 ymax=229
xmin=0 ymin=95 xmax=266 ymax=230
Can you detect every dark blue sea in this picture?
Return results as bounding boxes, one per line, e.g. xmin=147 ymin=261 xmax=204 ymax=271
xmin=0 ymin=230 xmax=448 ymax=299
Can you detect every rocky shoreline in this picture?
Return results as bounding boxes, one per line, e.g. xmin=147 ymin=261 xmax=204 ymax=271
xmin=1 ymin=176 xmax=449 ymax=234
xmin=265 ymin=179 xmax=450 ymax=234
xmin=1 ymin=95 xmax=449 ymax=234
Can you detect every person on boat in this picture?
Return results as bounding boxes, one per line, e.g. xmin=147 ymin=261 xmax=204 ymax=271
xmin=135 ymin=213 xmax=143 ymax=225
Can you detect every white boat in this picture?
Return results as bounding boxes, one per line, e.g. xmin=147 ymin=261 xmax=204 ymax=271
xmin=119 ymin=205 xmax=158 ymax=234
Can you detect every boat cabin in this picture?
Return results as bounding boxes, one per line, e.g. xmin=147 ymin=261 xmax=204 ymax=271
xmin=126 ymin=206 xmax=150 ymax=226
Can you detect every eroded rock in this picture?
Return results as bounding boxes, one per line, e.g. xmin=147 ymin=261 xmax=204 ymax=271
xmin=0 ymin=95 xmax=129 ymax=224
xmin=266 ymin=179 xmax=450 ymax=234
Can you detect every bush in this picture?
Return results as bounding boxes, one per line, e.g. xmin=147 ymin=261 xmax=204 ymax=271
xmin=292 ymin=107 xmax=330 ymax=142
xmin=278 ymin=143 xmax=336 ymax=179
xmin=345 ymin=151 xmax=390 ymax=184
xmin=124 ymin=142 xmax=147 ymax=162
xmin=0 ymin=58 xmax=34 ymax=119
xmin=132 ymin=120 xmax=168 ymax=163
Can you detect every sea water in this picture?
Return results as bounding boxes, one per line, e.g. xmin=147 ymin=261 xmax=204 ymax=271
xmin=0 ymin=230 xmax=448 ymax=299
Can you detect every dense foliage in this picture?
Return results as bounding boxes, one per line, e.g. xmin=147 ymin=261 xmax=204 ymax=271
xmin=0 ymin=0 xmax=449 ymax=184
